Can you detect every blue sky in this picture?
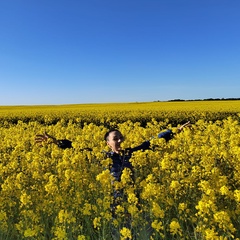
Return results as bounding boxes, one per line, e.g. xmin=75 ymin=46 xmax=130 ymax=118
xmin=1 ymin=0 xmax=239 ymax=105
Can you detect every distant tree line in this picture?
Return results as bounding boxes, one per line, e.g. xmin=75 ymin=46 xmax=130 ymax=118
xmin=164 ymin=98 xmax=240 ymax=102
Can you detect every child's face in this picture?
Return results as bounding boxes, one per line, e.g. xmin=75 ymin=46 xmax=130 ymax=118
xmin=106 ymin=131 xmax=124 ymax=153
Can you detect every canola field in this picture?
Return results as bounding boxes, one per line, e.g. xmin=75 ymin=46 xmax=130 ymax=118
xmin=1 ymin=101 xmax=240 ymax=240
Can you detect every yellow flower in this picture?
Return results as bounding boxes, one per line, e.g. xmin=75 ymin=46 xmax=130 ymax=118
xmin=234 ymin=190 xmax=240 ymax=202
xmin=45 ymin=175 xmax=58 ymax=194
xmin=77 ymin=235 xmax=86 ymax=240
xmin=96 ymin=169 xmax=112 ymax=186
xmin=20 ymin=191 xmax=32 ymax=206
xmin=170 ymin=180 xmax=181 ymax=191
xmin=178 ymin=202 xmax=187 ymax=212
xmin=0 ymin=210 xmax=7 ymax=230
xmin=152 ymin=202 xmax=164 ymax=218
xmin=151 ymin=220 xmax=163 ymax=232
xmin=120 ymin=168 xmax=133 ymax=186
xmin=219 ymin=185 xmax=229 ymax=196
xmin=64 ymin=169 xmax=72 ymax=180
xmin=93 ymin=217 xmax=101 ymax=229
xmin=204 ymin=228 xmax=219 ymax=240
xmin=169 ymin=220 xmax=182 ymax=236
xmin=82 ymin=203 xmax=92 ymax=216
xmin=54 ymin=226 xmax=67 ymax=239
xmin=58 ymin=210 xmax=76 ymax=224
xmin=213 ymin=211 xmax=236 ymax=233
xmin=160 ymin=156 xmax=172 ymax=170
xmin=120 ymin=227 xmax=132 ymax=240
xmin=196 ymin=197 xmax=217 ymax=216
xmin=24 ymin=228 xmax=37 ymax=237
xmin=127 ymin=205 xmax=139 ymax=216
xmin=127 ymin=192 xmax=138 ymax=205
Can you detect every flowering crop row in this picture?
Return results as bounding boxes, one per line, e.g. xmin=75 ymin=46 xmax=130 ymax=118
xmin=1 ymin=101 xmax=240 ymax=126
xmin=0 ymin=102 xmax=240 ymax=239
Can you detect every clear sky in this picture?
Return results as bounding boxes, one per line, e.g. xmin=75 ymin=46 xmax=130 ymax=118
xmin=1 ymin=0 xmax=239 ymax=105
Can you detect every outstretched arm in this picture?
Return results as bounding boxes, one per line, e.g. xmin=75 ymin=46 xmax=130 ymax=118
xmin=130 ymin=121 xmax=191 ymax=152
xmin=35 ymin=132 xmax=58 ymax=144
xmin=158 ymin=121 xmax=191 ymax=141
xmin=177 ymin=121 xmax=191 ymax=133
xmin=35 ymin=132 xmax=72 ymax=149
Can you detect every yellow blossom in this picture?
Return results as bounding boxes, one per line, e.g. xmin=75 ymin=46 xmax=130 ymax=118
xmin=152 ymin=202 xmax=164 ymax=218
xmin=170 ymin=180 xmax=181 ymax=191
xmin=151 ymin=220 xmax=163 ymax=232
xmin=24 ymin=228 xmax=37 ymax=237
xmin=220 ymin=185 xmax=229 ymax=195
xmin=213 ymin=211 xmax=236 ymax=233
xmin=127 ymin=192 xmax=138 ymax=204
xmin=77 ymin=235 xmax=86 ymax=240
xmin=93 ymin=217 xmax=101 ymax=229
xmin=82 ymin=203 xmax=92 ymax=216
xmin=120 ymin=227 xmax=132 ymax=240
xmin=169 ymin=220 xmax=182 ymax=236
xmin=205 ymin=228 xmax=219 ymax=240
xmin=234 ymin=190 xmax=240 ymax=202
xmin=54 ymin=226 xmax=67 ymax=239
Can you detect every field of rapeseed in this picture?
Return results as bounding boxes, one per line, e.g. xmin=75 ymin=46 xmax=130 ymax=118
xmin=1 ymin=101 xmax=240 ymax=239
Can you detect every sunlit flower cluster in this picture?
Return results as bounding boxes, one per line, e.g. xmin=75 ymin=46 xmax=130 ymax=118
xmin=0 ymin=105 xmax=240 ymax=239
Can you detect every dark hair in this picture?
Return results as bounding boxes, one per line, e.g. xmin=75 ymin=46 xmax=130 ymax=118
xmin=104 ymin=129 xmax=121 ymax=141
